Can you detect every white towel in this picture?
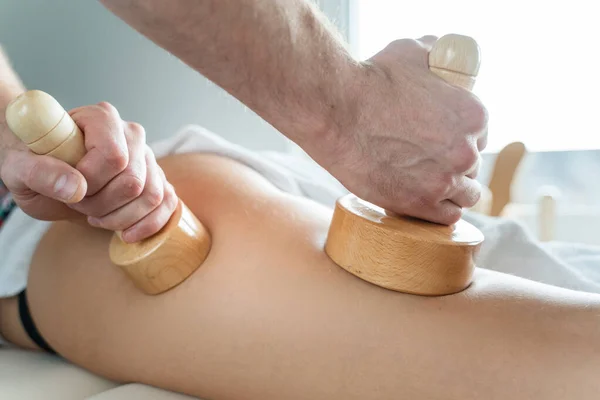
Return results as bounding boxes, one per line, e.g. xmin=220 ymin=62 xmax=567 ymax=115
xmin=463 ymin=212 xmax=600 ymax=294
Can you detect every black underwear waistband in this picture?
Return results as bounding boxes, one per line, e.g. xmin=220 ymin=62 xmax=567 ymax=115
xmin=18 ymin=289 xmax=57 ymax=355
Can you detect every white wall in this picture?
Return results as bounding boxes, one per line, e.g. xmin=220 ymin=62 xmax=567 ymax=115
xmin=13 ymin=0 xmax=592 ymax=244
xmin=0 ymin=0 xmax=290 ymax=150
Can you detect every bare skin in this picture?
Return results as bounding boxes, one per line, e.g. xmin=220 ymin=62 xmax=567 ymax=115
xmin=0 ymin=48 xmax=176 ymax=243
xmin=1 ymin=152 xmax=599 ymax=400
xmin=98 ymin=0 xmax=487 ymax=224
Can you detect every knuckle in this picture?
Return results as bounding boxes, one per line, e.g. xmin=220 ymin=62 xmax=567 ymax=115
xmin=120 ymin=174 xmax=145 ymax=199
xmin=25 ymin=158 xmax=45 ymax=188
xmin=467 ymin=159 xmax=480 ymax=179
xmin=473 ymin=102 xmax=489 ymax=131
xmin=461 ymin=97 xmax=488 ymax=133
xmin=96 ymin=101 xmax=117 ymax=114
xmin=477 ymin=129 xmax=489 ymax=151
xmin=144 ymin=182 xmax=164 ymax=208
xmin=452 ymin=144 xmax=479 ymax=174
xmin=144 ymin=146 xmax=157 ymax=167
xmin=388 ymin=38 xmax=418 ymax=50
xmin=103 ymin=142 xmax=129 ymax=171
xmin=165 ymin=185 xmax=178 ymax=211
xmin=127 ymin=122 xmax=146 ymax=142
xmin=127 ymin=121 xmax=144 ymax=133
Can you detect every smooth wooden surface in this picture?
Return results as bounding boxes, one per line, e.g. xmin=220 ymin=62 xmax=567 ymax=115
xmin=6 ymin=90 xmax=86 ymax=167
xmin=109 ymin=200 xmax=211 ymax=294
xmin=6 ymin=90 xmax=211 ymax=295
xmin=428 ymin=34 xmax=480 ymax=90
xmin=325 ymin=34 xmax=484 ymax=295
xmin=470 ymin=141 xmax=527 ymax=217
xmin=325 ymin=195 xmax=483 ymax=295
xmin=488 ymin=141 xmax=527 ymax=217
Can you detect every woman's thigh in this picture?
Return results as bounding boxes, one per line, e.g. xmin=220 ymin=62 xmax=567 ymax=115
xmin=15 ymin=153 xmax=600 ymax=400
xmin=25 ymin=152 xmax=364 ymax=397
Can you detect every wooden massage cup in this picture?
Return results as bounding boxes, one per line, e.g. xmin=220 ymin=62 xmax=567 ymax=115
xmin=325 ymin=34 xmax=485 ymax=296
xmin=5 ymin=91 xmax=211 ymax=295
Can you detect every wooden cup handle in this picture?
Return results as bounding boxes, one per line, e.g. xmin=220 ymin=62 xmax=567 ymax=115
xmin=428 ymin=34 xmax=483 ymax=209
xmin=7 ymin=90 xmax=126 ymax=239
xmin=428 ymin=34 xmax=481 ymax=90
xmin=6 ymin=90 xmax=212 ymax=295
xmin=6 ymin=90 xmax=86 ymax=167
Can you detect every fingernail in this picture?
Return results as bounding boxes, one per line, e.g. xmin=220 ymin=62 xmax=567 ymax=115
xmin=54 ymin=174 xmax=79 ymax=202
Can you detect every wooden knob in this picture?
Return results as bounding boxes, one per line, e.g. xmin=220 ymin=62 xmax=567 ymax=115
xmin=428 ymin=33 xmax=480 ymax=90
xmin=6 ymin=90 xmax=211 ymax=295
xmin=5 ymin=90 xmax=86 ymax=167
xmin=325 ymin=34 xmax=484 ymax=296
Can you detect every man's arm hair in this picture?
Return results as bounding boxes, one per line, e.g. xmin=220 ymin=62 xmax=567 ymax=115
xmin=99 ymin=0 xmax=360 ymax=147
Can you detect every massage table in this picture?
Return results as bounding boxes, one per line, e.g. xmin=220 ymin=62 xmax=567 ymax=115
xmin=0 ymin=348 xmax=195 ymax=399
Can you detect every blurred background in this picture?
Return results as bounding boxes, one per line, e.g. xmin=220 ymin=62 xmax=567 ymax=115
xmin=1 ymin=0 xmax=599 ymax=243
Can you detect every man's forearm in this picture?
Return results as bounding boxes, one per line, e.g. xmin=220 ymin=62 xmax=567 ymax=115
xmin=0 ymin=47 xmax=26 ymax=164
xmin=99 ymin=0 xmax=358 ymax=146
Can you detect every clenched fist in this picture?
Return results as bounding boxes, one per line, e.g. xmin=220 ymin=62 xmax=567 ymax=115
xmin=1 ymin=102 xmax=177 ymax=242
xmin=313 ymin=36 xmax=488 ymax=225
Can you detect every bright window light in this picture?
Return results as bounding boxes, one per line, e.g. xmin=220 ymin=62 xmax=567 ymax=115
xmin=352 ymin=0 xmax=599 ymax=153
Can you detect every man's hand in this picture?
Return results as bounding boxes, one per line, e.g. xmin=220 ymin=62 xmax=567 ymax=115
xmin=1 ymin=102 xmax=178 ymax=242
xmin=319 ymin=37 xmax=488 ymax=225
xmin=97 ymin=2 xmax=485 ymax=224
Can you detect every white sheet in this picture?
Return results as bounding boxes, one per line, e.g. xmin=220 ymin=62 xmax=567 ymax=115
xmin=463 ymin=212 xmax=600 ymax=294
